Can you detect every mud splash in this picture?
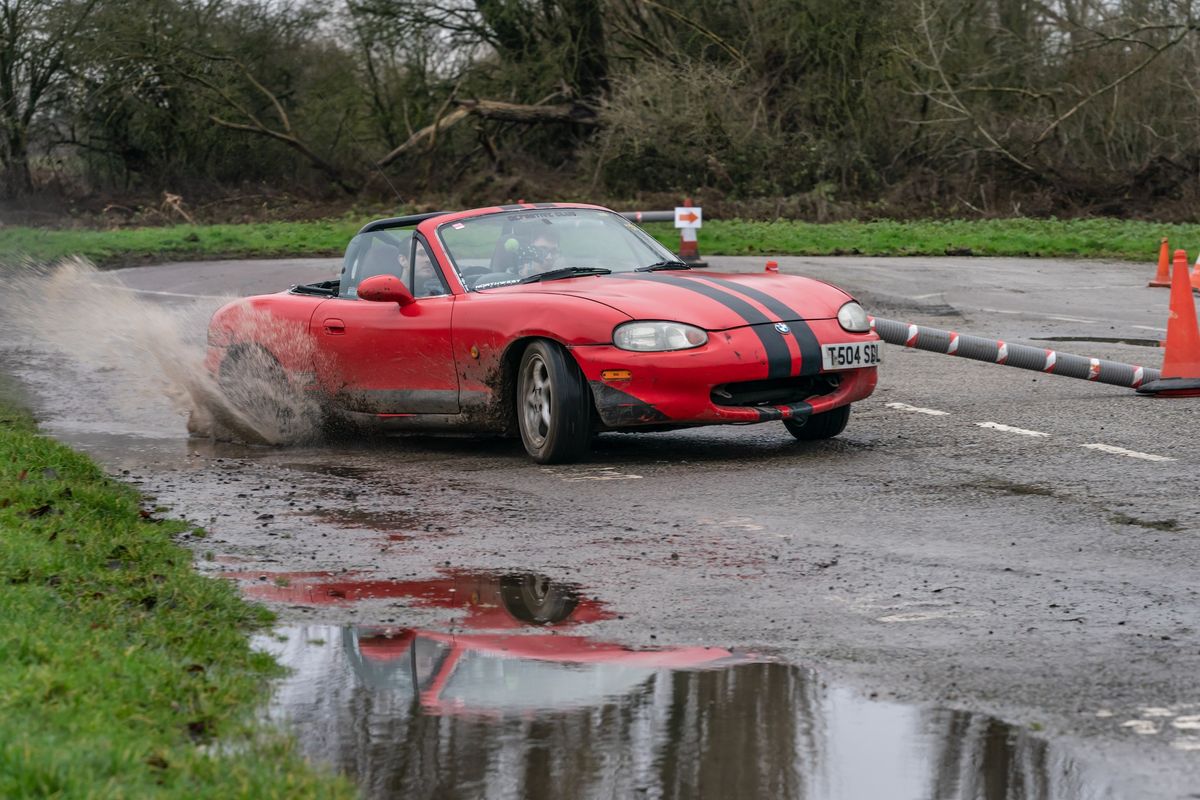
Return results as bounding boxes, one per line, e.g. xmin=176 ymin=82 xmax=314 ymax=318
xmin=0 ymin=258 xmax=322 ymax=444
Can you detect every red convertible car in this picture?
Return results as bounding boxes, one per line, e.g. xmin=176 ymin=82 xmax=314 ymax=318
xmin=201 ymin=203 xmax=879 ymax=462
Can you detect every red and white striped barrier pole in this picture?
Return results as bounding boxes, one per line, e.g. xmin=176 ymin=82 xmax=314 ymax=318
xmin=620 ymin=202 xmax=708 ymax=266
xmin=621 ymin=210 xmax=674 ymax=223
xmin=869 ymin=316 xmax=1159 ymax=390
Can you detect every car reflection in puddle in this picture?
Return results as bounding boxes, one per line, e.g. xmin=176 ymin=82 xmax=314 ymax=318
xmin=253 ymin=572 xmax=1116 ymax=800
xmin=346 ymin=627 xmax=737 ymax=714
xmin=228 ymin=569 xmax=612 ymax=627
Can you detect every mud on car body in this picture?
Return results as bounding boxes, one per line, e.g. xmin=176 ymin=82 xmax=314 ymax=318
xmin=201 ymin=203 xmax=880 ymax=463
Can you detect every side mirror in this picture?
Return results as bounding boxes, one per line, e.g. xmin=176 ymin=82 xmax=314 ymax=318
xmin=358 ymin=275 xmax=415 ymax=306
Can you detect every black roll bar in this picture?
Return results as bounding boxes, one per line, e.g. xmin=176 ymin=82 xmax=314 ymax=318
xmin=357 ymin=212 xmax=452 ymax=234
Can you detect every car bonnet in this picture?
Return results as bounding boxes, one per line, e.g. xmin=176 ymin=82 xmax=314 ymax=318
xmin=523 ymin=271 xmax=847 ymax=330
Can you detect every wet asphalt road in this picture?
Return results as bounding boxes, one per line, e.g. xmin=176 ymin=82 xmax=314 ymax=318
xmin=3 ymin=254 xmax=1200 ymax=799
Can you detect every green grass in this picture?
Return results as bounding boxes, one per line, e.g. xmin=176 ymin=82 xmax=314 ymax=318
xmin=0 ymin=220 xmax=361 ymax=267
xmin=0 ymin=216 xmax=1194 ymax=267
xmin=0 ymin=402 xmax=354 ymax=798
xmin=640 ymin=218 xmax=1193 ymax=260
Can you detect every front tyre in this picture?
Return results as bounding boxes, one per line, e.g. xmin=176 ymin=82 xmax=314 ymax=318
xmin=214 ymin=348 xmax=301 ymax=445
xmin=516 ymin=340 xmax=592 ymax=463
xmin=783 ymin=404 xmax=851 ymax=441
xmin=499 ymin=574 xmax=579 ymax=625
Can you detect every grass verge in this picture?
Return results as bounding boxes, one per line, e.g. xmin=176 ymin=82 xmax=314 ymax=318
xmin=640 ymin=217 xmax=1188 ymax=260
xmin=0 ymin=216 xmax=1192 ymax=267
xmin=0 ymin=220 xmax=360 ymax=267
xmin=0 ymin=400 xmax=353 ymax=798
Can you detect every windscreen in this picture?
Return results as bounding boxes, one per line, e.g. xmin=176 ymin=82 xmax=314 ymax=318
xmin=438 ymin=208 xmax=677 ymax=290
xmin=437 ymin=652 xmax=658 ymax=711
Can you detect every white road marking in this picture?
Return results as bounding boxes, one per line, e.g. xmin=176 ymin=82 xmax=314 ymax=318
xmin=909 ymin=292 xmax=943 ymax=300
xmin=697 ymin=517 xmax=765 ymax=531
xmin=1171 ymin=716 xmax=1200 ymax=730
xmin=97 ymin=284 xmax=223 ymax=300
xmin=1081 ymin=443 xmax=1175 ymax=463
xmin=977 ymin=307 xmax=1099 ymax=324
xmin=877 ymin=609 xmax=962 ymax=623
xmin=976 ymin=422 xmax=1051 ymax=437
xmin=1141 ymin=707 xmax=1176 ymax=718
xmin=1120 ymin=720 xmax=1160 ymax=735
xmin=886 ymin=402 xmax=951 ymax=416
xmin=1171 ymin=739 xmax=1200 ymax=751
xmin=1047 ymin=315 xmax=1099 ymax=324
xmin=1132 ymin=325 xmax=1168 ymax=333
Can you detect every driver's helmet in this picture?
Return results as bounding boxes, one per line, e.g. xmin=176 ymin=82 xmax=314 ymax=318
xmin=510 ymin=225 xmax=560 ymax=277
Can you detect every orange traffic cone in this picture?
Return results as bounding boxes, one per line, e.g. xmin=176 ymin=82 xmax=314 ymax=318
xmin=1138 ymin=249 xmax=1200 ymax=396
xmin=1149 ymin=237 xmax=1170 ymax=287
xmin=1192 ymin=251 xmax=1200 ymax=294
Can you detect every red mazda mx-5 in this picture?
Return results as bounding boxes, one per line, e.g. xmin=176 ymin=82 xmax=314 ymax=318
xmin=201 ymin=203 xmax=880 ymax=462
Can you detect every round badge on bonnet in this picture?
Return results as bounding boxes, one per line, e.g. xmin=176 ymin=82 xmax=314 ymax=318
xmin=774 ymin=323 xmax=791 ymax=334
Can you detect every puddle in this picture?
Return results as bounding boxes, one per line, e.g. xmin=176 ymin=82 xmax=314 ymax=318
xmin=260 ymin=626 xmax=1116 ymax=800
xmin=1033 ymin=336 xmax=1161 ymax=348
xmin=236 ymin=570 xmax=1117 ymax=799
xmin=227 ymin=570 xmax=612 ymax=627
xmin=284 ymin=462 xmax=381 ymax=480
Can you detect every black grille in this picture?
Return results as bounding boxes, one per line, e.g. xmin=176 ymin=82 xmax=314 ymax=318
xmin=711 ymin=375 xmax=840 ymax=407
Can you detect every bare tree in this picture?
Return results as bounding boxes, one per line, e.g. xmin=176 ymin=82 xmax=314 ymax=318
xmin=10 ymin=0 xmax=1200 ymax=214
xmin=375 ymin=98 xmax=598 ymax=168
xmin=177 ymin=51 xmax=365 ymax=193
xmin=900 ymin=0 xmax=1199 ymax=190
xmin=0 ymin=0 xmax=100 ymax=196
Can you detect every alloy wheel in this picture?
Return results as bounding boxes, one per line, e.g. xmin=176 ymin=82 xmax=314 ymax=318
xmin=522 ymin=353 xmax=553 ymax=447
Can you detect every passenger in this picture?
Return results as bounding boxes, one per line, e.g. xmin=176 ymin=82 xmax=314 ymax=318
xmin=348 ymin=239 xmax=407 ymax=297
xmin=412 ymin=246 xmax=444 ymax=296
xmin=362 ymin=241 xmax=404 ymax=281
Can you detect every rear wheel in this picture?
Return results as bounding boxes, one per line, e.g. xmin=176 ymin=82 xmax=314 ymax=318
xmin=783 ymin=404 xmax=851 ymax=441
xmin=516 ymin=340 xmax=592 ymax=463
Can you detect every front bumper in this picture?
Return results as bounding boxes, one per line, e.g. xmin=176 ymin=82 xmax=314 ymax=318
xmin=571 ymin=319 xmax=879 ymax=429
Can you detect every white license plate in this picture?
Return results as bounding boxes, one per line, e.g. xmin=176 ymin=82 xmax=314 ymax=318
xmin=821 ymin=341 xmax=882 ymax=370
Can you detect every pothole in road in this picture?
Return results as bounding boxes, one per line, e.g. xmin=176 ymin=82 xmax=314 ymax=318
xmin=1033 ymin=335 xmax=1161 ymax=348
xmin=283 ymin=463 xmax=381 ymax=480
xmin=302 ymin=507 xmax=431 ymax=536
xmin=237 ymin=570 xmax=1119 ymax=800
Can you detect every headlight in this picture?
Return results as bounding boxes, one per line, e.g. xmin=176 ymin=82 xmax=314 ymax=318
xmin=837 ymin=301 xmax=870 ymax=333
xmin=613 ymin=321 xmax=708 ymax=351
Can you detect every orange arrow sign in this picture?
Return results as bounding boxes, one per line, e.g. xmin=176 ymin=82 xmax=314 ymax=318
xmin=678 ymin=211 xmax=698 ymax=223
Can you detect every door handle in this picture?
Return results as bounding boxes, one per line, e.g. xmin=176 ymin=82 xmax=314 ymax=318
xmin=323 ymin=318 xmax=346 ymax=335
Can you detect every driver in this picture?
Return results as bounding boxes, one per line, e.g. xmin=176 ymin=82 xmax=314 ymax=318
xmin=472 ymin=224 xmax=561 ymax=290
xmin=515 ymin=228 xmax=560 ymax=279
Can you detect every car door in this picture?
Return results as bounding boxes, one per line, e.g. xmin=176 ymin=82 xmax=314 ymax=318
xmin=314 ymin=233 xmax=459 ymax=414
